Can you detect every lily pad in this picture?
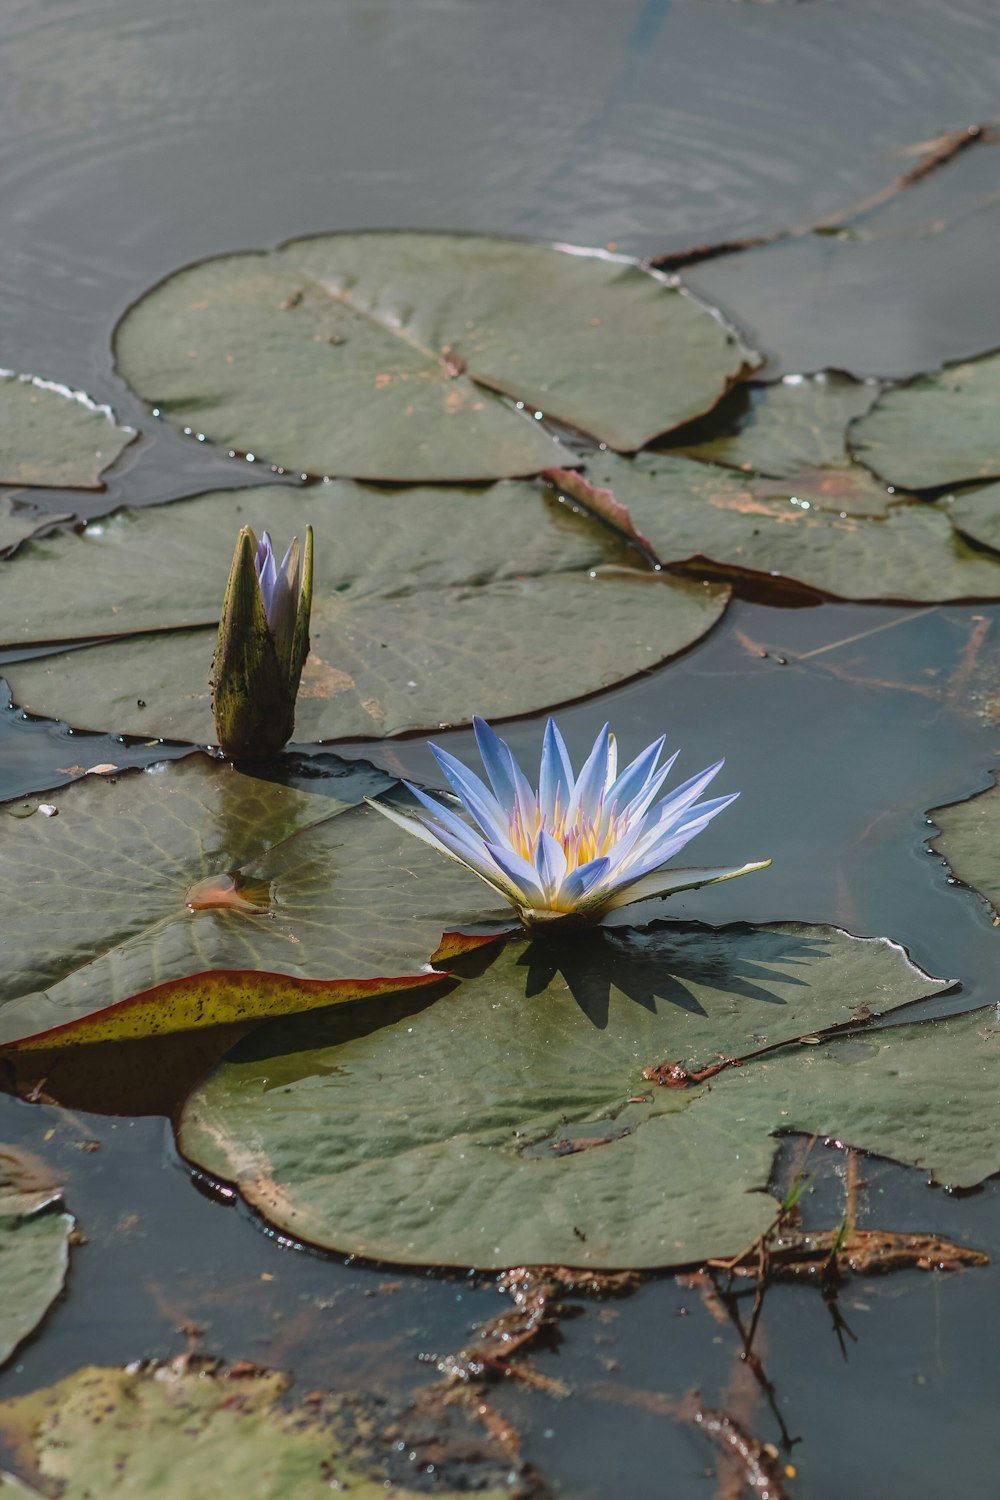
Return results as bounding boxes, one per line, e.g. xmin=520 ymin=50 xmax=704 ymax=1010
xmin=0 ymin=497 xmax=74 ymax=559
xmin=548 ymin=450 xmax=1000 ymax=602
xmin=680 ymin=372 xmax=891 ymax=517
xmin=948 ymin=484 xmax=1000 ymax=555
xmin=0 ymin=1147 xmax=73 ymax=1367
xmin=0 ymin=755 xmax=497 ymax=1050
xmin=113 ymin=232 xmax=755 ymax=481
xmin=736 ymin=1007 xmax=1000 ymax=1193
xmin=178 ymin=923 xmax=949 ymax=1270
xmin=0 ymin=373 xmax=134 ymax=490
xmin=0 ymin=1358 xmax=510 ymax=1500
xmin=849 ymin=352 xmax=1000 ymax=491
xmin=929 ymin=776 xmax=1000 ymax=918
xmin=0 ymin=482 xmax=729 ymax=742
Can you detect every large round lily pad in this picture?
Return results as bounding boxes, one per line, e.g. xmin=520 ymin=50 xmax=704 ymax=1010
xmin=680 ymin=372 xmax=891 ymax=518
xmin=113 ymin=232 xmax=755 ymax=481
xmin=549 ymin=450 xmax=1000 ymax=602
xmin=179 ymin=923 xmax=949 ymax=1270
xmin=0 ymin=373 xmax=134 ymax=490
xmin=0 ymin=1147 xmax=73 ymax=1367
xmin=0 ymin=1358 xmax=509 ymax=1500
xmin=929 ymin=776 xmax=1000 ymax=918
xmin=849 ymin=352 xmax=1000 ymax=491
xmin=0 ymin=482 xmax=729 ymax=742
xmin=0 ymin=755 xmax=496 ymax=1050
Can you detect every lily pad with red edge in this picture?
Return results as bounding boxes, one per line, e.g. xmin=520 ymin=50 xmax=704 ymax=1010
xmin=0 ymin=481 xmax=730 ymax=744
xmin=0 ymin=755 xmax=503 ymax=1051
xmin=547 ymin=449 xmax=1000 ymax=602
xmin=0 ymin=373 xmax=135 ymax=490
xmin=178 ymin=922 xmax=953 ymax=1271
xmin=678 ymin=371 xmax=891 ymax=518
xmin=113 ymin=231 xmax=757 ymax=482
xmin=0 ymin=1147 xmax=74 ymax=1368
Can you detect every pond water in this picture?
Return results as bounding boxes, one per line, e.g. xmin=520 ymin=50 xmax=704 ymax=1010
xmin=2 ymin=0 xmax=1000 ymax=1495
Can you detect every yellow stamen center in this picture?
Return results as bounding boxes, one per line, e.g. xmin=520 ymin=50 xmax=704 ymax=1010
xmin=505 ymin=795 xmax=628 ymax=875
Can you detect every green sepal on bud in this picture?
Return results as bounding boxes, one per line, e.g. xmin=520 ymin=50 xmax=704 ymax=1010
xmin=211 ymin=524 xmax=313 ymax=758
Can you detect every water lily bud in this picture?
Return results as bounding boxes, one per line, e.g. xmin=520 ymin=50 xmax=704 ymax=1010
xmin=211 ymin=524 xmax=313 ymax=758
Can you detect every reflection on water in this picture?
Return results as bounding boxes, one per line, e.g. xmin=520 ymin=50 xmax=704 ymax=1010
xmin=3 ymin=0 xmax=1000 ymax=394
xmin=689 ymin=135 xmax=1000 ymax=377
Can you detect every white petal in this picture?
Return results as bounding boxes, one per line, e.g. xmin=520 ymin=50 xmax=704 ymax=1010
xmin=600 ymin=860 xmax=772 ymax=911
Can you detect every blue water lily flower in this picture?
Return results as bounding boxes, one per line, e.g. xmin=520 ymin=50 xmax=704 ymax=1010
xmin=367 ymin=717 xmax=769 ymax=928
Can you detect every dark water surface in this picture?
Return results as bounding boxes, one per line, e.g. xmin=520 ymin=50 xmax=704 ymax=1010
xmin=2 ymin=0 xmax=1000 ymax=1495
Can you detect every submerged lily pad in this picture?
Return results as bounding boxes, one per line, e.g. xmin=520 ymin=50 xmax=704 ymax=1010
xmin=850 ymin=352 xmax=1000 ymax=491
xmin=179 ymin=924 xmax=950 ymax=1270
xmin=948 ymin=485 xmax=1000 ymax=555
xmin=548 ymin=450 xmax=1000 ymax=602
xmin=679 ymin=373 xmax=890 ymax=517
xmin=0 ymin=483 xmax=729 ymax=742
xmin=0 ymin=1358 xmax=509 ymax=1500
xmin=113 ymin=232 xmax=754 ymax=481
xmin=0 ymin=373 xmax=134 ymax=490
xmin=929 ymin=776 xmax=1000 ymax=918
xmin=0 ymin=755 xmax=495 ymax=1050
xmin=0 ymin=1147 xmax=73 ymax=1367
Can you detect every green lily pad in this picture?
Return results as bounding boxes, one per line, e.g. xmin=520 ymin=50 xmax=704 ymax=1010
xmin=549 ymin=450 xmax=1000 ymax=602
xmin=680 ymin=372 xmax=891 ymax=517
xmin=929 ymin=776 xmax=1000 ymax=918
xmin=0 ymin=1147 xmax=73 ymax=1367
xmin=736 ymin=1007 xmax=1000 ymax=1193
xmin=0 ymin=755 xmax=496 ymax=1050
xmin=948 ymin=484 xmax=1000 ymax=554
xmin=178 ymin=923 xmax=949 ymax=1270
xmin=113 ymin=232 xmax=755 ymax=481
xmin=849 ymin=352 xmax=1000 ymax=491
xmin=0 ymin=373 xmax=134 ymax=490
xmin=0 ymin=482 xmax=729 ymax=742
xmin=0 ymin=497 xmax=74 ymax=558
xmin=0 ymin=1359 xmax=510 ymax=1500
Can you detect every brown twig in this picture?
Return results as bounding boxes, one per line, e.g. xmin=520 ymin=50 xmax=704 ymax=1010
xmin=680 ymin=1392 xmax=793 ymax=1500
xmin=715 ymin=1338 xmax=767 ymax=1500
xmin=651 ymin=121 xmax=995 ymax=271
xmin=421 ymin=1268 xmax=568 ymax=1394
xmin=421 ymin=1264 xmax=640 ymax=1400
xmin=642 ymin=1008 xmax=879 ymax=1089
xmin=588 ymin=1382 xmax=794 ymax=1499
xmin=945 ymin=615 xmax=993 ymax=710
